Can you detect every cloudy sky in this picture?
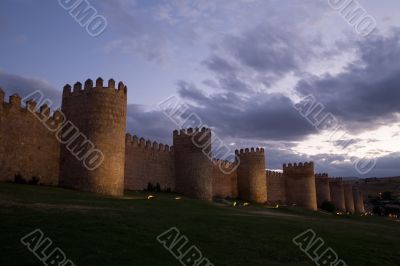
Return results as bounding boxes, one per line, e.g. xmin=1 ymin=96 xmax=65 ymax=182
xmin=1 ymin=0 xmax=399 ymax=177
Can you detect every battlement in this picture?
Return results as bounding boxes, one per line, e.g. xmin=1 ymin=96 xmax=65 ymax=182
xmin=315 ymin=173 xmax=329 ymax=178
xmin=1 ymin=92 xmax=63 ymax=125
xmin=329 ymin=177 xmax=343 ymax=182
xmin=173 ymin=127 xmax=211 ymax=137
xmin=125 ymin=133 xmax=173 ymax=152
xmin=266 ymin=170 xmax=283 ymax=177
xmin=235 ymin=147 xmax=265 ymax=155
xmin=283 ymin=161 xmax=314 ymax=171
xmin=62 ymin=78 xmax=127 ymax=98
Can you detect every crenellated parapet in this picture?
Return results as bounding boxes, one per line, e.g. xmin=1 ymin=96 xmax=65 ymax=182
xmin=315 ymin=173 xmax=329 ymax=178
xmin=173 ymin=127 xmax=212 ymax=156
xmin=125 ymin=133 xmax=173 ymax=153
xmin=235 ymin=147 xmax=265 ymax=155
xmin=62 ymin=77 xmax=127 ymax=99
xmin=283 ymin=162 xmax=314 ymax=173
xmin=173 ymin=127 xmax=211 ymax=137
xmin=266 ymin=170 xmax=283 ymax=177
xmin=0 ymin=92 xmax=63 ymax=127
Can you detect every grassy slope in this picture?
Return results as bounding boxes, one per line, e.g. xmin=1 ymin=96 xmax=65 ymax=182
xmin=0 ymin=183 xmax=399 ymax=266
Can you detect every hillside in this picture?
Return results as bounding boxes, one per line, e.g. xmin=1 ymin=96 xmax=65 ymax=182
xmin=352 ymin=177 xmax=400 ymax=199
xmin=0 ymin=183 xmax=399 ymax=266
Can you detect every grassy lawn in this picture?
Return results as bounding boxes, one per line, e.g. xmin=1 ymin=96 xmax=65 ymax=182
xmin=0 ymin=183 xmax=399 ymax=266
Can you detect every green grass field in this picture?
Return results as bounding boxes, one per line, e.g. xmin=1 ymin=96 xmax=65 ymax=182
xmin=0 ymin=183 xmax=399 ymax=266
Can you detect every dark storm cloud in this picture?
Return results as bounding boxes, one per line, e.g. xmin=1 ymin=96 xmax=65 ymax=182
xmin=265 ymin=145 xmax=312 ymax=170
xmin=0 ymin=71 xmax=61 ymax=108
xmin=126 ymin=104 xmax=175 ymax=145
xmin=371 ymin=152 xmax=400 ymax=177
xmin=201 ymin=22 xmax=330 ymax=91
xmin=224 ymin=25 xmax=308 ymax=76
xmin=177 ymin=81 xmax=315 ymax=141
xmin=202 ymin=56 xmax=251 ymax=92
xmin=295 ymin=28 xmax=400 ymax=132
xmin=201 ymin=55 xmax=251 ymax=92
xmin=203 ymin=56 xmax=237 ymax=75
xmin=315 ymin=152 xmax=400 ymax=178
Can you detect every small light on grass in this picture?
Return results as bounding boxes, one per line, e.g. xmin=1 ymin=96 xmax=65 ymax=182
xmin=243 ymin=202 xmax=249 ymax=206
xmin=233 ymin=201 xmax=237 ymax=207
xmin=275 ymin=204 xmax=279 ymax=209
xmin=175 ymin=197 xmax=182 ymax=200
xmin=147 ymin=195 xmax=156 ymax=200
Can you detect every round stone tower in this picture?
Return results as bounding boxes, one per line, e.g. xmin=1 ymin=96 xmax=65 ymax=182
xmin=360 ymin=191 xmax=365 ymax=212
xmin=173 ymin=128 xmax=213 ymax=201
xmin=353 ymin=187 xmax=365 ymax=214
xmin=283 ymin=162 xmax=317 ymax=210
xmin=315 ymin=173 xmax=331 ymax=208
xmin=329 ymin=178 xmax=346 ymax=212
xmin=59 ymin=78 xmax=127 ymax=196
xmin=343 ymin=183 xmax=355 ymax=213
xmin=236 ymin=148 xmax=267 ymax=204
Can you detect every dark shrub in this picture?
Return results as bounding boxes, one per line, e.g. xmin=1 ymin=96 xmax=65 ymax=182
xmin=147 ymin=182 xmax=154 ymax=191
xmin=14 ymin=175 xmax=26 ymax=184
xmin=155 ymin=183 xmax=161 ymax=192
xmin=320 ymin=201 xmax=335 ymax=213
xmin=373 ymin=206 xmax=387 ymax=216
xmin=382 ymin=191 xmax=392 ymax=201
xmin=29 ymin=176 xmax=40 ymax=185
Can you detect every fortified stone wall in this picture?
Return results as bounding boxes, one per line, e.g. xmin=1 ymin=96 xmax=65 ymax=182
xmin=266 ymin=170 xmax=286 ymax=204
xmin=212 ymin=159 xmax=238 ymax=199
xmin=315 ymin=173 xmax=331 ymax=208
xmin=343 ymin=183 xmax=355 ymax=213
xmin=124 ymin=134 xmax=175 ymax=191
xmin=59 ymin=78 xmax=127 ymax=196
xmin=284 ymin=162 xmax=317 ymax=210
xmin=1 ymin=79 xmax=373 ymax=209
xmin=173 ymin=128 xmax=213 ymax=201
xmin=236 ymin=148 xmax=267 ymax=204
xmin=0 ymin=90 xmax=61 ymax=185
xmin=329 ymin=178 xmax=346 ymax=212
